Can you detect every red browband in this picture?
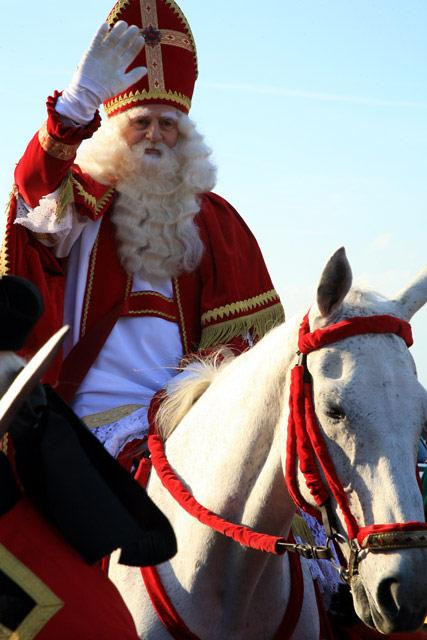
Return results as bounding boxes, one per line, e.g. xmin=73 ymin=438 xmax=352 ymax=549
xmin=298 ymin=313 xmax=413 ymax=354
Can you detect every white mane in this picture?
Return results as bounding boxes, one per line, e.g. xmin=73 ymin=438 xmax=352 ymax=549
xmin=157 ymin=350 xmax=234 ymax=440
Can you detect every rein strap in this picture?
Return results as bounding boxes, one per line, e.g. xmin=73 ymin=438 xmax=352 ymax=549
xmin=148 ymin=431 xmax=331 ymax=559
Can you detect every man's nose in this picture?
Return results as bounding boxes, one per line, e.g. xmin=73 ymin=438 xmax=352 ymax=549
xmin=146 ymin=121 xmax=161 ymax=142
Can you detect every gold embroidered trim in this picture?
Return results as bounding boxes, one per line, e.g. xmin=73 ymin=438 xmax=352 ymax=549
xmin=0 ymin=434 xmax=8 ymax=455
xmin=80 ymin=234 xmax=99 ymax=338
xmin=128 ymin=309 xmax=176 ymax=321
xmin=71 ymin=177 xmax=114 ymax=217
xmin=201 ymin=289 xmax=281 ymax=326
xmin=362 ymin=531 xmax=427 ymax=550
xmin=104 ymin=88 xmax=191 ymax=115
xmin=83 ymin=404 xmax=144 ymax=429
xmin=38 ymin=122 xmax=80 ymax=161
xmin=0 ymin=542 xmax=63 ymax=639
xmin=141 ymin=0 xmax=165 ymax=92
xmin=173 ymin=277 xmax=188 ymax=353
xmin=107 ymin=0 xmax=198 ymax=77
xmin=107 ymin=0 xmax=132 ymax=24
xmin=0 ymin=186 xmax=18 ymax=276
xmin=163 ymin=0 xmax=198 ymax=75
xmin=125 ymin=275 xmax=133 ymax=298
xmin=161 ymin=29 xmax=193 ymax=52
xmin=130 ymin=290 xmax=173 ymax=302
xmin=199 ymin=303 xmax=285 ymax=349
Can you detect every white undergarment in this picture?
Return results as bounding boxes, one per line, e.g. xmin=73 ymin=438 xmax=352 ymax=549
xmin=15 ymin=195 xmax=183 ymax=457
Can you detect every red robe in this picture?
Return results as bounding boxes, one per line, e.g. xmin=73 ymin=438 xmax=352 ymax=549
xmin=1 ymin=94 xmax=285 ymax=402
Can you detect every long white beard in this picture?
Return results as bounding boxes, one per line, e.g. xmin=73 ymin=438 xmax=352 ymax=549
xmin=111 ymin=140 xmax=205 ymax=280
xmin=76 ymin=111 xmax=217 ymax=280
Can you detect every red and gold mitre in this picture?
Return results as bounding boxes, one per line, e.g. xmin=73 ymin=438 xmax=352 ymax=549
xmin=104 ymin=0 xmax=198 ymax=116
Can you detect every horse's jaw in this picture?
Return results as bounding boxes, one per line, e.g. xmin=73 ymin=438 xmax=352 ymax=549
xmin=351 ymin=553 xmax=427 ymax=634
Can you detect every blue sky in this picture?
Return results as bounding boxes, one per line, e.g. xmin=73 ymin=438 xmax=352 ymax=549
xmin=1 ymin=0 xmax=426 ymax=383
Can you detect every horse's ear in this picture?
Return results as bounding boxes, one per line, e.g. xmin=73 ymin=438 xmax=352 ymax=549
xmin=393 ymin=266 xmax=427 ymax=321
xmin=317 ymin=247 xmax=353 ymax=317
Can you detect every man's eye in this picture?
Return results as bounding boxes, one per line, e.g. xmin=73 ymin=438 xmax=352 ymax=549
xmin=134 ymin=119 xmax=150 ymax=128
xmin=161 ymin=119 xmax=175 ymax=129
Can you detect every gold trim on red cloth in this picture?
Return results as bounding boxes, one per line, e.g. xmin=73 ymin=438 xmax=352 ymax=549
xmin=141 ymin=0 xmax=165 ymax=91
xmin=38 ymin=122 xmax=80 ymax=161
xmin=201 ymin=289 xmax=281 ymax=326
xmin=0 ymin=543 xmax=63 ymax=639
xmin=104 ymin=89 xmax=191 ymax=114
xmin=105 ymin=0 xmax=198 ymax=116
xmin=161 ymin=29 xmax=193 ymax=52
xmin=199 ymin=301 xmax=285 ymax=350
xmin=107 ymin=0 xmax=132 ymax=22
xmin=80 ymin=234 xmax=100 ymax=338
xmin=173 ymin=277 xmax=189 ymax=353
xmin=107 ymin=0 xmax=197 ymax=72
xmin=71 ymin=177 xmax=115 ymax=219
xmin=0 ymin=186 xmax=18 ymax=276
xmin=124 ymin=290 xmax=178 ymax=322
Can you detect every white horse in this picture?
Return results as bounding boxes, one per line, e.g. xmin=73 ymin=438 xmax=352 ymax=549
xmin=110 ymin=248 xmax=427 ymax=639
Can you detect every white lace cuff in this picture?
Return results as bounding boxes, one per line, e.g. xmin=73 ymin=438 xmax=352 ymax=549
xmin=14 ymin=193 xmax=89 ymax=258
xmin=92 ymin=406 xmax=149 ymax=459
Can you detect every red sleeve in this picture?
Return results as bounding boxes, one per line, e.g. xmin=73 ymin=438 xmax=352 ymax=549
xmin=14 ymin=92 xmax=101 ymax=208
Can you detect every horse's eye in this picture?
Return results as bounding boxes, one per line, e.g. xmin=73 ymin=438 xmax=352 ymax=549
xmin=326 ymin=405 xmax=346 ymax=421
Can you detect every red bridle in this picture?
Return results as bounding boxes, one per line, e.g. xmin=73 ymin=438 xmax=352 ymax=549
xmin=141 ymin=312 xmax=427 ymax=637
xmin=285 ymin=312 xmax=427 ymax=581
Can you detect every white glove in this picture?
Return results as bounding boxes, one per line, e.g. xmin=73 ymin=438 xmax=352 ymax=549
xmin=56 ymin=21 xmax=146 ymax=125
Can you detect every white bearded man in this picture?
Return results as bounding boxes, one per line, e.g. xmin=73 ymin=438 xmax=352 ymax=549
xmin=1 ymin=0 xmax=284 ymax=466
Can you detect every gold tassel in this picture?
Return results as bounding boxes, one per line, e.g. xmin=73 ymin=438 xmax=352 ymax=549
xmin=199 ymin=303 xmax=285 ymax=350
xmin=55 ymin=173 xmax=75 ymax=222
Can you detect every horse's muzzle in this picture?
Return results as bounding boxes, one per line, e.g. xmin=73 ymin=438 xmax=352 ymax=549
xmin=352 ymin=573 xmax=427 ymax=634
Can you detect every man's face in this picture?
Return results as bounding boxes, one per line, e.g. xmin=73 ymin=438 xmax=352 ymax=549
xmin=122 ymin=104 xmax=180 ymax=156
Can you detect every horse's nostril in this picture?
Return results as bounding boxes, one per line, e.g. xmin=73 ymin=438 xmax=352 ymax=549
xmin=377 ymin=578 xmax=401 ymax=618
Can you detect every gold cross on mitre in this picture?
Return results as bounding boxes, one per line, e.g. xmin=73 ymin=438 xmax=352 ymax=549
xmin=105 ymin=0 xmax=197 ymax=114
xmin=138 ymin=0 xmax=193 ymax=92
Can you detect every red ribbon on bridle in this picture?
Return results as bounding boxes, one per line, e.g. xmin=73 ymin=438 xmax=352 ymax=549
xmin=285 ymin=312 xmax=427 ymax=561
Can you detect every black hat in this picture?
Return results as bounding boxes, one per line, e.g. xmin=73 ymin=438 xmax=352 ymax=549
xmin=0 ymin=276 xmax=44 ymax=351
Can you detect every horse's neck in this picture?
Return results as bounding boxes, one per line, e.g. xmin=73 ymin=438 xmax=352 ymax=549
xmin=165 ymin=318 xmax=299 ymax=515
xmin=149 ymin=319 xmax=301 ymax=612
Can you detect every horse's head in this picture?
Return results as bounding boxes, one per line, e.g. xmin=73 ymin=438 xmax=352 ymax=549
xmin=295 ymin=248 xmax=427 ymax=633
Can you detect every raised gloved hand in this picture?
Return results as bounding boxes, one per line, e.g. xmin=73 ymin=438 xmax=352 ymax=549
xmin=56 ymin=21 xmax=146 ymax=125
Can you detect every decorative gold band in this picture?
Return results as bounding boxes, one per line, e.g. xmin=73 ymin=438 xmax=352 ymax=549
xmin=38 ymin=122 xmax=80 ymax=161
xmin=201 ymin=289 xmax=282 ymax=326
xmin=199 ymin=302 xmax=285 ymax=350
xmin=0 ymin=186 xmax=18 ymax=276
xmin=82 ymin=404 xmax=144 ymax=429
xmin=0 ymin=543 xmax=63 ymax=638
xmin=107 ymin=0 xmax=132 ymax=24
xmin=104 ymin=88 xmax=191 ymax=115
xmin=71 ymin=176 xmax=115 ymax=218
xmin=361 ymin=530 xmax=427 ymax=550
